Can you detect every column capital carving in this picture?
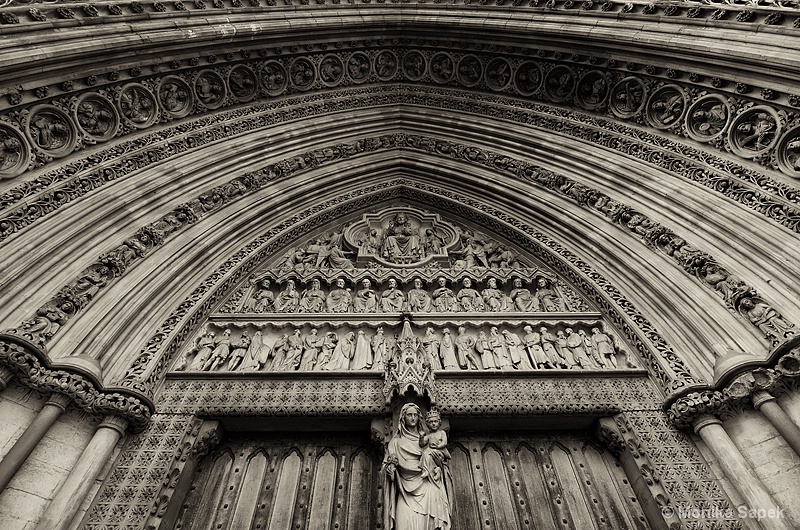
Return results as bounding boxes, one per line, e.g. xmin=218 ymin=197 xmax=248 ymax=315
xmin=751 ymin=390 xmax=776 ymax=410
xmin=667 ymin=391 xmax=725 ymax=429
xmin=45 ymin=392 xmax=73 ymax=412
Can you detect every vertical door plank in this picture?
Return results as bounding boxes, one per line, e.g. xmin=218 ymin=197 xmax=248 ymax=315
xmin=450 ymin=444 xmax=479 ymax=529
xmin=191 ymin=451 xmax=234 ymax=530
xmin=308 ymin=451 xmax=338 ymax=530
xmin=468 ymin=442 xmax=495 ymax=529
xmin=517 ymin=444 xmax=558 ymax=530
xmin=539 ymin=445 xmax=574 ymax=529
xmin=346 ymin=449 xmax=374 ymax=530
xmin=229 ymin=451 xmax=268 ymax=530
xmin=570 ymin=446 xmax=613 ymax=529
xmin=252 ymin=452 xmax=282 ymax=530
xmin=599 ymin=449 xmax=650 ymax=530
xmin=504 ymin=444 xmax=533 ymax=528
xmin=550 ymin=444 xmax=595 ymax=529
xmin=483 ymin=445 xmax=519 ymax=530
xmin=268 ymin=450 xmax=303 ymax=530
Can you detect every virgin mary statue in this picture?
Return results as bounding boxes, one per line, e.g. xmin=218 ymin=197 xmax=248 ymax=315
xmin=382 ymin=403 xmax=452 ymax=530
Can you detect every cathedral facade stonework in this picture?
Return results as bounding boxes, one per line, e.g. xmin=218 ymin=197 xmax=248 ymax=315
xmin=1 ymin=3 xmax=800 ymax=530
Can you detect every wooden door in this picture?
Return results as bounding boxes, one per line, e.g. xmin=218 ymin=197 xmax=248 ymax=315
xmin=176 ymin=431 xmax=648 ymax=530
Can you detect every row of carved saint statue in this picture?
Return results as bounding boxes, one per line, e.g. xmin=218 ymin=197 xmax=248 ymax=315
xmin=175 ymin=323 xmax=633 ymax=372
xmin=233 ymin=275 xmax=571 ymax=314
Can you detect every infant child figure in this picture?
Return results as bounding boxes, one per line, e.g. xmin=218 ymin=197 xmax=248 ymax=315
xmin=418 ymin=410 xmax=451 ymax=483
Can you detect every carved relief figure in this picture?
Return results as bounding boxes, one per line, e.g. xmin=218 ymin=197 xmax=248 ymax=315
xmin=76 ymin=99 xmax=115 ymax=136
xmin=432 ymin=277 xmax=458 ymax=313
xmin=418 ymin=410 xmax=452 ymax=487
xmin=299 ymin=278 xmax=325 ymax=313
xmin=383 ymin=403 xmax=451 ymax=530
xmin=299 ymin=329 xmax=322 ymax=371
xmin=317 ymin=332 xmax=338 ymax=368
xmin=523 ymin=326 xmax=549 ymax=368
xmin=247 ymin=277 xmax=274 ymax=313
xmin=119 ymin=86 xmax=155 ymax=123
xmin=195 ymin=73 xmax=224 ymax=106
xmin=439 ymin=328 xmax=460 ymax=369
xmin=187 ymin=330 xmax=215 ymax=371
xmin=381 ymin=278 xmax=406 ymax=313
xmin=423 ymin=327 xmax=442 ymax=370
xmin=274 ymin=279 xmax=300 ymax=313
xmin=455 ymin=327 xmax=480 ymax=370
xmin=540 ymin=327 xmax=566 ymax=368
xmin=503 ymin=329 xmax=531 ymax=369
xmin=227 ymin=331 xmax=250 ymax=371
xmin=240 ymin=330 xmax=267 ymax=371
xmin=510 ymin=278 xmax=538 ymax=312
xmin=739 ymin=298 xmax=795 ymax=342
xmin=29 ymin=111 xmax=71 ymax=151
xmin=692 ymin=103 xmax=727 ymax=137
xmin=326 ymin=278 xmax=352 ymax=313
xmin=489 ymin=326 xmax=512 ymax=369
xmin=325 ymin=331 xmax=355 ymax=370
xmin=475 ymin=331 xmax=495 ymax=369
xmin=0 ymin=131 xmax=24 ymax=174
xmin=556 ymin=330 xmax=576 ymax=367
xmin=735 ymin=112 xmax=776 ymax=151
xmin=481 ymin=277 xmax=512 ymax=312
xmin=159 ymin=80 xmax=190 ymax=113
xmin=591 ymin=327 xmax=616 ymax=367
xmin=351 ymin=330 xmax=373 ymax=370
xmin=283 ymin=329 xmax=304 ymax=370
xmin=566 ymin=328 xmax=591 ymax=368
xmin=456 ymin=278 xmax=484 ymax=312
xmin=407 ymin=278 xmax=433 ymax=312
xmin=535 ymin=278 xmax=564 ymax=312
xmin=354 ymin=279 xmax=379 ymax=313
xmin=203 ymin=329 xmax=232 ymax=371
xmin=382 ymin=213 xmax=422 ymax=262
xmin=372 ymin=327 xmax=387 ymax=371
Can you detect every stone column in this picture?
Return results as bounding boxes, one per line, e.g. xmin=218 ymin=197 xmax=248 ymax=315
xmin=34 ymin=414 xmax=128 ymax=530
xmin=0 ymin=366 xmax=14 ymax=391
xmin=753 ymin=390 xmax=800 ymax=458
xmin=693 ymin=414 xmax=792 ymax=530
xmin=0 ymin=393 xmax=71 ymax=493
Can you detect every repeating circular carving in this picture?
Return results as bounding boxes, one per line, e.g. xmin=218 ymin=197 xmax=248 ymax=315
xmin=0 ymin=124 xmax=30 ymax=179
xmin=74 ymin=93 xmax=119 ymax=141
xmin=575 ymin=70 xmax=609 ymax=111
xmin=775 ymin=124 xmax=800 ymax=178
xmin=319 ymin=54 xmax=344 ymax=87
xmin=429 ymin=52 xmax=455 ymax=84
xmin=543 ymin=65 xmax=575 ymax=103
xmin=25 ymin=105 xmax=77 ymax=157
xmin=346 ymin=52 xmax=371 ymax=83
xmin=374 ymin=51 xmax=398 ymax=81
xmin=645 ymin=84 xmax=687 ymax=130
xmin=259 ymin=61 xmax=288 ymax=96
xmin=685 ymin=95 xmax=731 ymax=143
xmin=728 ymin=105 xmax=782 ymax=159
xmin=402 ymin=50 xmax=427 ymax=81
xmin=228 ymin=65 xmax=258 ymax=102
xmin=484 ymin=58 xmax=512 ymax=91
xmin=117 ymin=84 xmax=158 ymax=128
xmin=457 ymin=55 xmax=482 ymax=87
xmin=194 ymin=71 xmax=226 ymax=109
xmin=513 ymin=61 xmax=542 ymax=96
xmin=289 ymin=58 xmax=316 ymax=90
xmin=157 ymin=76 xmax=193 ymax=118
xmin=609 ymin=77 xmax=647 ymax=118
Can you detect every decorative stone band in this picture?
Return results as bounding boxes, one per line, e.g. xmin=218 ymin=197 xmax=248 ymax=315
xmin=159 ymin=372 xmax=656 ymax=417
xmin=667 ymin=340 xmax=800 ymax=429
xmin=1 ymin=62 xmax=798 ymax=227
xmin=0 ymin=334 xmax=154 ymax=432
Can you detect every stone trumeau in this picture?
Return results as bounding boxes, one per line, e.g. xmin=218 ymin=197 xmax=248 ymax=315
xmin=1 ymin=2 xmax=800 ymax=530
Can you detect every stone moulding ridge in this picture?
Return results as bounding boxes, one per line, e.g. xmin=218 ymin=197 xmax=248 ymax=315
xmin=0 ymin=333 xmax=154 ymax=432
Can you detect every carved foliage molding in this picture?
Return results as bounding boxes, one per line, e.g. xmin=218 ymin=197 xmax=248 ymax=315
xmin=0 ymin=335 xmax=152 ymax=431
